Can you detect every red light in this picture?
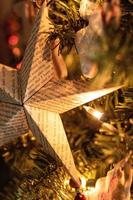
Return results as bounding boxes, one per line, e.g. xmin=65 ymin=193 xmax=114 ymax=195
xmin=16 ymin=62 xmax=22 ymax=70
xmin=8 ymin=35 xmax=19 ymax=46
xmin=12 ymin=47 xmax=21 ymax=57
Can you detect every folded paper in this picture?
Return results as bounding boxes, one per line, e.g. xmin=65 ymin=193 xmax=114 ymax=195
xmin=0 ymin=3 xmax=123 ymax=186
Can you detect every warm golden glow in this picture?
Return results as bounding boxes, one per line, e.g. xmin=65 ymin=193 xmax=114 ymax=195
xmin=64 ymin=179 xmax=69 ymax=186
xmin=83 ymin=106 xmax=103 ymax=120
xmin=92 ymin=110 xmax=103 ymax=120
xmin=81 ymin=176 xmax=87 ymax=189
xmin=83 ymin=187 xmax=95 ymax=197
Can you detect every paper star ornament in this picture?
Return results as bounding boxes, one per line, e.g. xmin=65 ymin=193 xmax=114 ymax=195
xmin=0 ymin=3 xmax=122 ymax=185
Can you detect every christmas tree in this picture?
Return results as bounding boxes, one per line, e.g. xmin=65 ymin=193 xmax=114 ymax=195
xmin=0 ymin=0 xmax=132 ymax=199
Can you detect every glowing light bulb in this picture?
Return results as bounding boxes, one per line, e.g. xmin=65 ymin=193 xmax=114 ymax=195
xmin=8 ymin=35 xmax=19 ymax=46
xmin=12 ymin=47 xmax=21 ymax=57
xmin=64 ymin=179 xmax=69 ymax=187
xmin=83 ymin=187 xmax=95 ymax=197
xmin=92 ymin=110 xmax=103 ymax=120
xmin=83 ymin=106 xmax=103 ymax=120
xmin=81 ymin=176 xmax=86 ymax=189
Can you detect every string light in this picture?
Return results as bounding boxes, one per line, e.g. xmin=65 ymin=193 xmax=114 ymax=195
xmin=81 ymin=176 xmax=86 ymax=189
xmin=83 ymin=105 xmax=118 ymax=133
xmin=8 ymin=34 xmax=19 ymax=46
xmin=12 ymin=47 xmax=21 ymax=57
xmin=83 ymin=106 xmax=103 ymax=120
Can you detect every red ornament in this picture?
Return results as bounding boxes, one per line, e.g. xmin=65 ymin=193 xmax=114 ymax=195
xmin=74 ymin=192 xmax=87 ymax=200
xmin=69 ymin=178 xmax=81 ymax=189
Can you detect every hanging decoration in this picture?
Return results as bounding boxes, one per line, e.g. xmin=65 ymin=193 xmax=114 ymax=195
xmin=75 ymin=0 xmax=103 ymax=78
xmin=75 ymin=0 xmax=122 ymax=79
xmin=0 ymin=0 xmax=124 ymax=188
